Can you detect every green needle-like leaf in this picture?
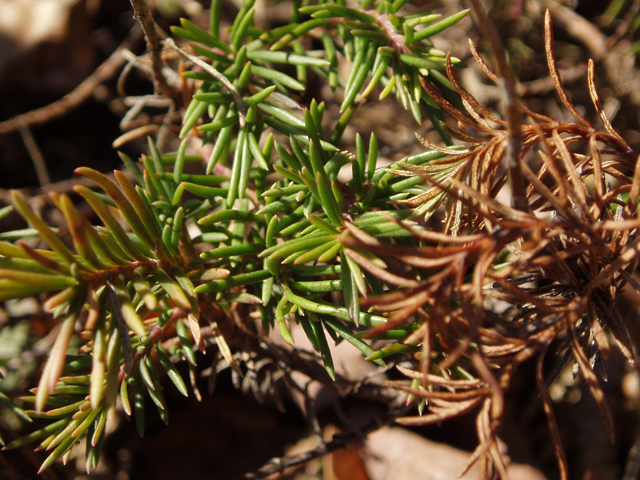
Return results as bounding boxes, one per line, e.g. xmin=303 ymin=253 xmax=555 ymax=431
xmin=270 ymin=18 xmax=328 ymax=51
xmin=317 ymin=4 xmax=377 ymax=23
xmin=232 ymin=7 xmax=255 ymax=52
xmin=0 ymin=391 xmax=32 ymax=423
xmin=310 ymin=316 xmax=335 ymax=380
xmin=115 ymin=171 xmax=162 ymax=239
xmin=11 ymin=191 xmax=77 ymax=266
xmin=74 ymin=186 xmax=149 ymax=262
xmin=154 ymin=266 xmax=193 ymax=313
xmin=175 ymin=319 xmax=197 ymax=366
xmin=2 ymin=418 xmax=69 ymax=450
xmin=341 ymin=251 xmax=360 ymax=325
xmin=75 ymin=168 xmax=155 ymax=249
xmin=275 ymin=296 xmax=294 ymax=345
xmin=251 ymin=65 xmax=305 ymax=91
xmin=247 ymin=50 xmax=330 ymax=67
xmin=57 ymin=194 xmax=103 ymax=269
xmin=200 ymin=243 xmax=265 ymax=260
xmin=413 ymin=9 xmax=470 ymax=41
xmin=195 ymin=269 xmax=272 ymax=293
xmin=174 ymin=18 xmax=232 ymax=52
xmin=0 ymin=270 xmax=78 ymax=291
xmin=323 ymin=316 xmax=384 ymax=366
xmin=157 ymin=345 xmax=189 ymax=397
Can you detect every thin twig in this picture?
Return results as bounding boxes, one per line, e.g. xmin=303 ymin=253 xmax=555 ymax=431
xmin=231 ymin=431 xmax=358 ymax=479
xmin=0 ymin=28 xmax=141 ymax=135
xmin=156 ymin=100 xmax=176 ymax=150
xmin=17 ymin=122 xmax=51 ymax=188
xmin=128 ymin=0 xmax=174 ymax=98
xmin=468 ymin=0 xmax=529 ymax=213
xmin=230 ymin=411 xmax=402 ymax=480
xmin=164 ymin=38 xmax=246 ymax=127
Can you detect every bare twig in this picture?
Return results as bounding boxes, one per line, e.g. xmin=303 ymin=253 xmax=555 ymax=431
xmin=468 ymin=0 xmax=529 ymax=212
xmin=231 ymin=430 xmax=362 ymax=479
xmin=17 ymin=122 xmax=51 ymax=187
xmin=164 ymin=38 xmax=246 ymax=127
xmin=536 ymin=345 xmax=569 ymax=480
xmin=230 ymin=403 xmax=406 ymax=480
xmin=128 ymin=0 xmax=174 ymax=98
xmin=0 ymin=28 xmax=141 ymax=135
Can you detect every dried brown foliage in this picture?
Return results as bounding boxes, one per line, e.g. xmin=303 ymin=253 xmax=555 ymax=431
xmin=345 ymin=10 xmax=640 ymax=479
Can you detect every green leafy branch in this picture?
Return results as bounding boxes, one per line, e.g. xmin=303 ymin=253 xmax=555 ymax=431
xmin=0 ymin=0 xmax=475 ymax=474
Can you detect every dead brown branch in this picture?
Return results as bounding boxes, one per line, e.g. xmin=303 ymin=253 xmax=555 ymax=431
xmin=128 ymin=0 xmax=174 ymax=98
xmin=355 ymin=9 xmax=640 ymax=478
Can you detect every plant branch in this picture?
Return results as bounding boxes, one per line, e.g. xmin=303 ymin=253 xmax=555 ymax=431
xmin=231 ymin=428 xmax=369 ymax=479
xmin=231 ymin=401 xmax=405 ymax=480
xmin=17 ymin=122 xmax=50 ymax=188
xmin=129 ymin=0 xmax=174 ymax=98
xmin=164 ymin=38 xmax=246 ymax=127
xmin=468 ymin=0 xmax=528 ymax=212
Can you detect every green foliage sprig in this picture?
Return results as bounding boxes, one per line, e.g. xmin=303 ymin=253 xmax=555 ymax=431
xmin=0 ymin=0 xmax=471 ymax=473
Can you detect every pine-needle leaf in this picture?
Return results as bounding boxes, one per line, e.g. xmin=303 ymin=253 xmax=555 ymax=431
xmin=2 ymin=418 xmax=68 ymax=450
xmin=323 ymin=316 xmax=385 ymax=366
xmin=11 ymin=191 xmax=77 ymax=265
xmin=194 ymin=269 xmax=272 ymax=293
xmin=157 ymin=345 xmax=189 ymax=396
xmin=36 ymin=294 xmax=84 ymax=412
xmin=133 ymin=380 xmax=145 ymax=437
xmin=275 ymin=296 xmax=295 ymax=345
xmin=413 ymin=9 xmax=470 ymax=41
xmin=0 ymin=391 xmax=32 ymax=423
xmin=247 ymin=50 xmax=330 ymax=67
xmin=174 ymin=18 xmax=232 ymax=52
xmin=154 ymin=266 xmax=192 ymax=312
xmin=311 ymin=316 xmax=335 ymax=380
xmin=74 ymin=186 xmax=149 ymax=262
xmin=341 ymin=251 xmax=361 ymax=325
xmin=251 ymin=66 xmax=305 ymax=91
xmin=75 ymin=168 xmax=155 ymax=249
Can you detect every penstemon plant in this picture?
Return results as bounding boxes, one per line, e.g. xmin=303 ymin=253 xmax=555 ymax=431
xmin=1 ymin=1 xmax=639 ymax=478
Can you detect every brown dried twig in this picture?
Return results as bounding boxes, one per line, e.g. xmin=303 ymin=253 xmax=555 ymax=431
xmin=354 ymin=9 xmax=640 ymax=478
xmin=128 ymin=0 xmax=174 ymax=98
xmin=468 ymin=0 xmax=528 ymax=212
